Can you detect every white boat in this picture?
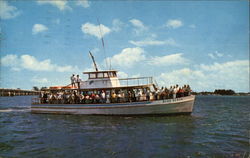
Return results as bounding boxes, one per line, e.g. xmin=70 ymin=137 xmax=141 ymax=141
xmin=31 ymin=96 xmax=195 ymax=115
xmin=31 ymin=53 xmax=195 ymax=115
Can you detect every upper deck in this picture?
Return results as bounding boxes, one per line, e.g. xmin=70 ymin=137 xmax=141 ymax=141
xmin=80 ymin=70 xmax=154 ymax=90
xmin=49 ymin=70 xmax=156 ymax=91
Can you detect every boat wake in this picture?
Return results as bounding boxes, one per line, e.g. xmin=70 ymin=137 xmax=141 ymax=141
xmin=0 ymin=108 xmax=30 ymax=113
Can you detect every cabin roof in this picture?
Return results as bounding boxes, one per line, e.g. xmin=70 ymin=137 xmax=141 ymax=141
xmin=83 ymin=70 xmax=118 ymax=74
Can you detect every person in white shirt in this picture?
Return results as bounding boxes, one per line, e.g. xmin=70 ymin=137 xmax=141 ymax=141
xmin=106 ymin=91 xmax=110 ymax=103
xmin=71 ymin=74 xmax=76 ymax=88
xmin=101 ymin=90 xmax=106 ymax=103
xmin=173 ymin=86 xmax=178 ymax=99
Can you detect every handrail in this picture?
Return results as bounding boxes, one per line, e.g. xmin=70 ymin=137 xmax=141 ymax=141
xmin=49 ymin=77 xmax=155 ymax=91
xmin=81 ymin=76 xmax=153 ymax=87
xmin=119 ymin=77 xmax=152 ymax=80
xmin=32 ymin=95 xmax=191 ymax=105
xmin=118 ymin=77 xmax=153 ymax=86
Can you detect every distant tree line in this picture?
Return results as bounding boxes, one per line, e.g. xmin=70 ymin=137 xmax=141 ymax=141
xmin=214 ymin=89 xmax=235 ymax=95
xmin=192 ymin=89 xmax=237 ymax=95
xmin=32 ymin=86 xmax=48 ymax=91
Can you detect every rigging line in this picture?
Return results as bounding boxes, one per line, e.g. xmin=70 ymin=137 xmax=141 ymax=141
xmin=97 ymin=18 xmax=109 ymax=70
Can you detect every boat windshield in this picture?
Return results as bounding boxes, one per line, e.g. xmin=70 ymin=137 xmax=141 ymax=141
xmin=88 ymin=72 xmax=117 ymax=79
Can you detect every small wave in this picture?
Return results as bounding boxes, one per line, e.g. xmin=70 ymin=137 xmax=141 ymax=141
xmin=0 ymin=108 xmax=30 ymax=113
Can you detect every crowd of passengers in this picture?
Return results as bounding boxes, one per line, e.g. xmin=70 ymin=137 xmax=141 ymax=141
xmin=40 ymin=84 xmax=192 ymax=104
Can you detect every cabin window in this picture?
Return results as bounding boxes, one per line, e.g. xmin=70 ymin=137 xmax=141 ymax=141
xmin=89 ymin=73 xmax=96 ymax=78
xmin=113 ymin=72 xmax=117 ymax=77
xmin=97 ymin=73 xmax=103 ymax=78
xmin=109 ymin=72 xmax=113 ymax=77
xmin=104 ymin=72 xmax=108 ymax=78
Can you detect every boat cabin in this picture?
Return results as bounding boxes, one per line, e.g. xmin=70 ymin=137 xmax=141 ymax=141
xmin=80 ymin=70 xmax=121 ymax=89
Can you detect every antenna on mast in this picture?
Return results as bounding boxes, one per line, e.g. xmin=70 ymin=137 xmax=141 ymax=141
xmin=89 ymin=51 xmax=98 ymax=72
xmin=97 ymin=18 xmax=111 ymax=70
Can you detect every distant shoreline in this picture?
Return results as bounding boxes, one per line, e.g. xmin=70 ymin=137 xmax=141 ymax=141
xmin=192 ymin=93 xmax=250 ymax=96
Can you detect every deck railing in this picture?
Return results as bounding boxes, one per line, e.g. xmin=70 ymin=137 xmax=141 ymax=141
xmin=118 ymin=77 xmax=153 ymax=87
xmin=79 ymin=77 xmax=154 ymax=89
xmin=32 ymin=95 xmax=192 ymax=105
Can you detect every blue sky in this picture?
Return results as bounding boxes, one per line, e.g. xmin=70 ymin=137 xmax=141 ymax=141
xmin=0 ymin=0 xmax=249 ymax=92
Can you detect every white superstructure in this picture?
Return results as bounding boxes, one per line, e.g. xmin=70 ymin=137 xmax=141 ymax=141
xmin=80 ymin=70 xmax=121 ymax=89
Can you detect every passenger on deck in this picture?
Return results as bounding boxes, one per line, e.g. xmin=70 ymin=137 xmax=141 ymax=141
xmin=48 ymin=93 xmax=52 ymax=104
xmin=106 ymin=91 xmax=110 ymax=103
xmin=173 ymin=86 xmax=178 ymax=99
xmin=90 ymin=93 xmax=95 ymax=103
xmin=164 ymin=87 xmax=169 ymax=99
xmin=154 ymin=88 xmax=160 ymax=100
xmin=52 ymin=93 xmax=57 ymax=104
xmin=124 ymin=91 xmax=128 ymax=102
xmin=132 ymin=90 xmax=136 ymax=102
xmin=95 ymin=93 xmax=100 ymax=103
xmin=76 ymin=75 xmax=81 ymax=89
xmin=117 ymin=91 xmax=121 ymax=103
xmin=42 ymin=92 xmax=48 ymax=103
xmin=169 ymin=86 xmax=173 ymax=99
xmin=178 ymin=88 xmax=184 ymax=98
xmin=79 ymin=93 xmax=85 ymax=104
xmin=111 ymin=91 xmax=116 ymax=103
xmin=66 ymin=92 xmax=70 ymax=104
xmin=120 ymin=91 xmax=125 ymax=102
xmin=146 ymin=89 xmax=150 ymax=101
xmin=85 ymin=94 xmax=90 ymax=104
xmin=101 ymin=90 xmax=106 ymax=103
xmin=57 ymin=92 xmax=63 ymax=104
xmin=183 ymin=85 xmax=187 ymax=96
xmin=73 ymin=91 xmax=79 ymax=104
xmin=71 ymin=74 xmax=76 ymax=88
xmin=68 ymin=93 xmax=74 ymax=104
xmin=187 ymin=85 xmax=191 ymax=96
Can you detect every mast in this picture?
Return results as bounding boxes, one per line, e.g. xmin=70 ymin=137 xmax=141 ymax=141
xmin=97 ymin=18 xmax=110 ymax=70
xmin=89 ymin=51 xmax=98 ymax=72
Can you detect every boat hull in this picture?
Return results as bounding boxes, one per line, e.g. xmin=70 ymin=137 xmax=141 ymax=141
xmin=31 ymin=95 xmax=195 ymax=115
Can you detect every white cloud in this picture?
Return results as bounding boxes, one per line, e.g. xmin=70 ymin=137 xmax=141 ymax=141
xmin=90 ymin=48 xmax=100 ymax=54
xmin=215 ymin=51 xmax=223 ymax=57
xmin=31 ymin=76 xmax=49 ymax=84
xmin=157 ymin=60 xmax=249 ymax=92
xmin=1 ymin=54 xmax=79 ymax=72
xmin=32 ymin=24 xmax=48 ymax=34
xmin=112 ymin=19 xmax=124 ymax=32
xmin=189 ymin=24 xmax=196 ymax=29
xmin=208 ymin=53 xmax=216 ymax=59
xmin=200 ymin=60 xmax=248 ymax=72
xmin=81 ymin=22 xmax=111 ymax=39
xmin=157 ymin=68 xmax=205 ymax=88
xmin=148 ymin=53 xmax=189 ymax=66
xmin=117 ymin=71 xmax=129 ymax=78
xmin=129 ymin=19 xmax=148 ymax=35
xmin=76 ymin=0 xmax=90 ymax=8
xmin=0 ymin=1 xmax=20 ymax=19
xmin=131 ymin=74 xmax=141 ymax=78
xmin=37 ymin=0 xmax=71 ymax=11
xmin=166 ymin=19 xmax=183 ymax=29
xmin=130 ymin=38 xmax=177 ymax=47
xmin=107 ymin=47 xmax=146 ymax=68
xmin=130 ymin=19 xmax=146 ymax=28
xmin=0 ymin=54 xmax=18 ymax=66
xmin=208 ymin=51 xmax=224 ymax=59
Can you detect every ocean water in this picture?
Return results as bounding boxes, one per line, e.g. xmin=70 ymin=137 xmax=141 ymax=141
xmin=0 ymin=95 xmax=249 ymax=158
